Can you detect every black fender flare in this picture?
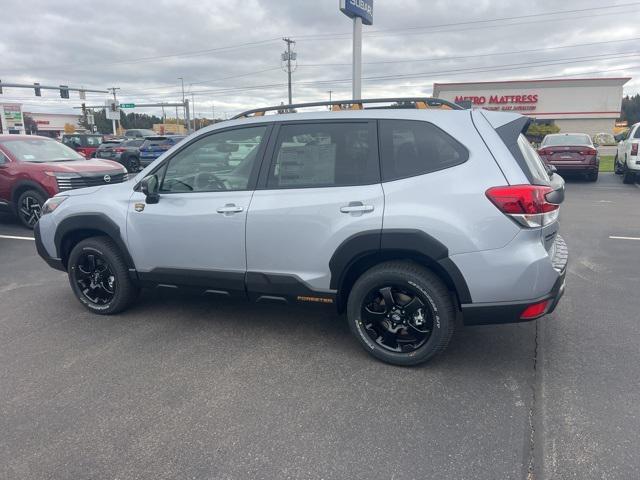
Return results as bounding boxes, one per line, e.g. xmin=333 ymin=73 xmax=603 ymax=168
xmin=329 ymin=229 xmax=472 ymax=305
xmin=11 ymin=180 xmax=49 ymax=204
xmin=54 ymin=213 xmax=136 ymax=271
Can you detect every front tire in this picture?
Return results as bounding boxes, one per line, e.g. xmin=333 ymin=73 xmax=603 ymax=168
xmin=614 ymin=154 xmax=624 ymax=174
xmin=16 ymin=189 xmax=46 ymax=229
xmin=68 ymin=237 xmax=139 ymax=314
xmin=346 ymin=261 xmax=456 ymax=366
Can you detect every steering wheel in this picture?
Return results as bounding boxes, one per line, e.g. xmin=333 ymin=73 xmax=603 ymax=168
xmin=195 ymin=171 xmax=226 ymax=191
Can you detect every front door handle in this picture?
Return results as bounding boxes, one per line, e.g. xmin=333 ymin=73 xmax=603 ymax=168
xmin=340 ymin=202 xmax=374 ymax=215
xmin=217 ymin=203 xmax=244 ymax=214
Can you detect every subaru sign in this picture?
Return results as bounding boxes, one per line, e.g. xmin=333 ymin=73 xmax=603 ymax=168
xmin=340 ymin=0 xmax=373 ymax=26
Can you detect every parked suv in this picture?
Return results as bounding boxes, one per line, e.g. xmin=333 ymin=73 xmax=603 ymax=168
xmin=34 ymin=99 xmax=567 ymax=366
xmin=61 ymin=133 xmax=103 ymax=158
xmin=537 ymin=133 xmax=599 ymax=181
xmin=138 ymin=135 xmax=186 ymax=168
xmin=614 ymin=122 xmax=640 ymax=184
xmin=96 ymin=138 xmax=144 ymax=172
xmin=124 ymin=129 xmax=155 ymax=139
xmin=0 ymin=135 xmax=127 ymax=228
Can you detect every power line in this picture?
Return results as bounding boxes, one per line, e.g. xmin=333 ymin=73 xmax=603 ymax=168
xmin=297 ymin=37 xmax=640 ymax=67
xmin=293 ymin=2 xmax=640 ymax=40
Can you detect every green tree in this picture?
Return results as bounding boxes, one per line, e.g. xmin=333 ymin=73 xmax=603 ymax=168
xmin=525 ymin=122 xmax=560 ymax=144
xmin=621 ymin=94 xmax=640 ymax=125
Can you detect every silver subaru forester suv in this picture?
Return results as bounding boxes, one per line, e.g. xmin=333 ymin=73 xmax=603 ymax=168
xmin=35 ymin=98 xmax=567 ymax=366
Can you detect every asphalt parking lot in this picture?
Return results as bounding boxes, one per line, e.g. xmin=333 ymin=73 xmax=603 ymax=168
xmin=0 ymin=173 xmax=638 ymax=480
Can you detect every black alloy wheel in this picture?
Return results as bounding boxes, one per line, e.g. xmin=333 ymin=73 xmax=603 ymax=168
xmin=17 ymin=189 xmax=46 ymax=229
xmin=73 ymin=251 xmax=117 ymax=306
xmin=347 ymin=261 xmax=455 ymax=366
xmin=361 ymin=285 xmax=433 ymax=353
xmin=68 ymin=237 xmax=139 ymax=314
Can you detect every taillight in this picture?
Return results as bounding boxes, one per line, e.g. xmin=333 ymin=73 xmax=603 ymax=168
xmin=579 ymin=148 xmax=597 ymax=156
xmin=537 ymin=148 xmax=551 ymax=156
xmin=114 ymin=147 xmax=127 ymax=153
xmin=632 ymin=143 xmax=639 ymax=156
xmin=520 ymin=299 xmax=551 ymax=320
xmin=485 ymin=185 xmax=560 ymax=228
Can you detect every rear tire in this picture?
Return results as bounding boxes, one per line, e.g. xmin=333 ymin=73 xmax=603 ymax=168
xmin=123 ymin=154 xmax=139 ymax=173
xmin=16 ymin=189 xmax=46 ymax=229
xmin=68 ymin=237 xmax=139 ymax=315
xmin=587 ymin=171 xmax=598 ymax=182
xmin=623 ymin=169 xmax=636 ymax=184
xmin=346 ymin=261 xmax=456 ymax=366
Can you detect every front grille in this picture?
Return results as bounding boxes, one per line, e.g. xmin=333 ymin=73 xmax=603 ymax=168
xmin=56 ymin=172 xmax=126 ymax=191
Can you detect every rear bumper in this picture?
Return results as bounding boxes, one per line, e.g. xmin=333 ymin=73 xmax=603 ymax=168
xmin=551 ymin=163 xmax=598 ymax=173
xmin=34 ymin=221 xmax=65 ymax=272
xmin=460 ymin=234 xmax=568 ymax=326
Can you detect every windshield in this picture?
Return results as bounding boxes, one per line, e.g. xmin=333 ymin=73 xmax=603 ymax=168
xmin=1 ymin=138 xmax=84 ymax=162
xmin=542 ymin=134 xmax=592 ymax=146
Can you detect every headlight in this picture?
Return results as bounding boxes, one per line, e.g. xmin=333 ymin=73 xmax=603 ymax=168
xmin=42 ymin=196 xmax=68 ymax=214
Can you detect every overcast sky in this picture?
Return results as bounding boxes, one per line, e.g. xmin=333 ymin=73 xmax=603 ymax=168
xmin=1 ymin=0 xmax=639 ymax=118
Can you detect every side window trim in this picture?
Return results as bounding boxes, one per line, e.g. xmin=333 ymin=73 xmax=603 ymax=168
xmin=143 ymin=123 xmax=274 ymax=193
xmin=256 ymin=119 xmax=380 ymax=190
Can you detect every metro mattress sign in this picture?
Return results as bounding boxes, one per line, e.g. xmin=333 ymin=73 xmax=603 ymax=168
xmin=340 ymin=0 xmax=373 ymax=25
xmin=455 ymin=94 xmax=539 ymax=112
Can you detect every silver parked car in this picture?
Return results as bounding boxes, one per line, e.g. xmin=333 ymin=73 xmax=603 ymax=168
xmin=34 ymin=98 xmax=567 ymax=366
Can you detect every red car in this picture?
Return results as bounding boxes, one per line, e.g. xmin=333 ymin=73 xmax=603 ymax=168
xmin=537 ymin=133 xmax=599 ymax=182
xmin=0 ymin=135 xmax=127 ymax=228
xmin=61 ymin=133 xmax=104 ymax=158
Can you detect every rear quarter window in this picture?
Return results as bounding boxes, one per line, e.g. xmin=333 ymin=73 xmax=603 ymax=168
xmin=378 ymin=120 xmax=469 ymax=182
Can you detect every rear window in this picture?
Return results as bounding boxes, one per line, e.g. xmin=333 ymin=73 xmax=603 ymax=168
xmin=634 ymin=127 xmax=640 ymax=139
xmin=517 ymin=134 xmax=550 ymax=185
xmin=542 ymin=134 xmax=592 ymax=146
xmin=378 ymin=120 xmax=468 ymax=182
xmin=124 ymin=139 xmax=144 ymax=147
xmin=144 ymin=137 xmax=172 ymax=146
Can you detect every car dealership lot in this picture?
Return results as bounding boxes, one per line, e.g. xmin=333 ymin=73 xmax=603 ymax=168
xmin=0 ymin=173 xmax=638 ymax=479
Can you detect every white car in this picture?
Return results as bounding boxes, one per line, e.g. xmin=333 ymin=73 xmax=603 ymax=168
xmin=614 ymin=122 xmax=640 ymax=183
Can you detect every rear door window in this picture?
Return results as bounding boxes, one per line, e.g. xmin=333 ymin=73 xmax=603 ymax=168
xmin=378 ymin=120 xmax=468 ymax=182
xmin=267 ymin=122 xmax=378 ymax=188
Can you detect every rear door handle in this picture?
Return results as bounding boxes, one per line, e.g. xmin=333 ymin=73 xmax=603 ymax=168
xmin=340 ymin=202 xmax=374 ymax=214
xmin=216 ymin=204 xmax=244 ymax=214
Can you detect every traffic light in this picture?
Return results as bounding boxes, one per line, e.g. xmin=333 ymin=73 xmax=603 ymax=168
xmin=110 ymin=101 xmax=118 ymax=112
xmin=81 ymin=103 xmax=87 ymax=116
xmin=34 ymin=83 xmax=41 ymax=96
xmin=59 ymin=85 xmax=69 ymax=99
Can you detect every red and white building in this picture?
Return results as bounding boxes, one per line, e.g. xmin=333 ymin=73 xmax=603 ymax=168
xmin=433 ymin=77 xmax=630 ymax=137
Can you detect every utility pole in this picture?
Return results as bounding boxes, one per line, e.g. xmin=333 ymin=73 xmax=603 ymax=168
xmin=178 ymin=77 xmax=186 ymax=131
xmin=282 ymin=37 xmax=296 ymax=105
xmin=212 ymin=105 xmax=215 ymax=124
xmin=191 ymin=91 xmax=196 ymax=131
xmin=327 ymin=90 xmax=333 ymax=109
xmin=108 ymin=87 xmax=120 ymax=135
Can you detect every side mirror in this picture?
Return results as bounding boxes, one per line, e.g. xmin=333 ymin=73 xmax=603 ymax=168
xmin=141 ymin=174 xmax=160 ymax=204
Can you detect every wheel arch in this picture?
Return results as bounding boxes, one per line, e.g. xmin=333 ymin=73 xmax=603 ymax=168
xmin=55 ymin=213 xmax=136 ymax=272
xmin=330 ymin=229 xmax=472 ymax=312
xmin=11 ymin=180 xmax=49 ymax=210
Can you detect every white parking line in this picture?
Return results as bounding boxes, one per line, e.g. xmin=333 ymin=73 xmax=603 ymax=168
xmin=0 ymin=234 xmax=35 ymax=241
xmin=609 ymin=235 xmax=640 ymax=241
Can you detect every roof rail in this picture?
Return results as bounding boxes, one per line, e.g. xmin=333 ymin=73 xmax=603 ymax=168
xmin=231 ymin=97 xmax=464 ymax=120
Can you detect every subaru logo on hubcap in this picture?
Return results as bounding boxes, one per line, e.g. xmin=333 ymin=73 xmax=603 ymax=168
xmin=103 ymin=175 xmax=111 ymax=183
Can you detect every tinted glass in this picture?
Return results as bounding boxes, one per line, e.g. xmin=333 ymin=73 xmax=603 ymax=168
xmin=124 ymin=139 xmax=144 ymax=147
xmin=517 ymin=134 xmax=550 ymax=185
xmin=161 ymin=126 xmax=267 ymax=193
xmin=85 ymin=136 xmax=102 ymax=146
xmin=542 ymin=134 xmax=592 ymax=146
xmin=378 ymin=120 xmax=468 ymax=181
xmin=634 ymin=127 xmax=640 ymax=139
xmin=268 ymin=122 xmax=376 ymax=188
xmin=0 ymin=138 xmax=83 ymax=162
